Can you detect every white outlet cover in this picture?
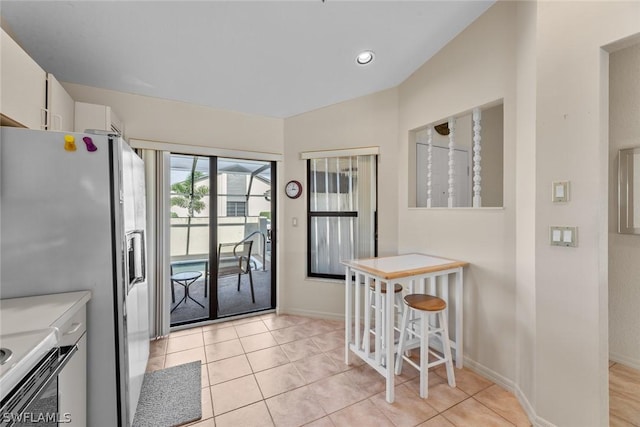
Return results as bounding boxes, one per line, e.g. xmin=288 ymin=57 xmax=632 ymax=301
xmin=552 ymin=181 xmax=569 ymax=202
xmin=550 ymin=226 xmax=578 ymax=247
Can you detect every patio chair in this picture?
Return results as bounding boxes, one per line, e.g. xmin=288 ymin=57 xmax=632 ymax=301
xmin=217 ymin=240 xmax=255 ymax=303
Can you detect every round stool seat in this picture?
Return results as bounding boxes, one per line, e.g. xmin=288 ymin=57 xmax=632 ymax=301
xmin=404 ymin=294 xmax=446 ymax=312
xmin=369 ymin=283 xmax=403 ymax=294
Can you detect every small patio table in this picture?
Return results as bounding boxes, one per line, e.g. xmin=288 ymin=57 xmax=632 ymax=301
xmin=170 ymin=271 xmax=204 ymax=313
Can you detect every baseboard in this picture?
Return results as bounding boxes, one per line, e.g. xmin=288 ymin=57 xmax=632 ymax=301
xmin=610 ymin=352 xmax=640 ymax=371
xmin=463 ymin=357 xmax=556 ymax=427
xmin=462 ymin=356 xmax=515 ymax=390
xmin=512 ymin=385 xmax=557 ymax=427
xmin=513 ymin=386 xmax=538 ymax=426
xmin=279 ymin=307 xmax=344 ymax=321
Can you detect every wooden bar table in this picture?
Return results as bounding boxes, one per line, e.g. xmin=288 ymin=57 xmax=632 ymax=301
xmin=343 ymin=253 xmax=468 ymax=403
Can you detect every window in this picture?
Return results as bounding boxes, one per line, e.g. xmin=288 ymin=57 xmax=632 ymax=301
xmin=307 ymin=155 xmax=377 ymax=279
xmin=226 ymin=201 xmax=247 ymax=217
xmin=412 ymin=101 xmax=503 ymax=208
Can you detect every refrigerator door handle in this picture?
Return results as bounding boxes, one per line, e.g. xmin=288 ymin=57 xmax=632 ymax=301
xmin=126 ymin=230 xmax=146 ymax=292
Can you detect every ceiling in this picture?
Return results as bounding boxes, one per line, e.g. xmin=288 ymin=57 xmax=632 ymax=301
xmin=1 ymin=1 xmax=494 ymax=119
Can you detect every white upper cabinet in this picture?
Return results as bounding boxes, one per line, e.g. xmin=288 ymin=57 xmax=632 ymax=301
xmin=47 ymin=73 xmax=75 ymax=132
xmin=74 ymin=102 xmax=124 ymax=137
xmin=1 ymin=28 xmax=47 ymax=129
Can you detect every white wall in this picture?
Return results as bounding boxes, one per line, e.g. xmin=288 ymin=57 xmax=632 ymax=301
xmin=398 ymin=0 xmax=518 ymax=387
xmin=481 ymin=104 xmax=504 ymax=208
xmin=514 ymin=0 xmax=538 ymax=413
xmin=63 ymin=83 xmax=284 ymax=153
xmin=281 ymin=88 xmax=399 ymax=318
xmin=534 ymin=2 xmax=640 ymax=426
xmin=609 ymin=41 xmax=640 ymax=369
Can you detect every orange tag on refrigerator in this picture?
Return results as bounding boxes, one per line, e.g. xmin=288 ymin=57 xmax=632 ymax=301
xmin=64 ymin=135 xmax=76 ymax=151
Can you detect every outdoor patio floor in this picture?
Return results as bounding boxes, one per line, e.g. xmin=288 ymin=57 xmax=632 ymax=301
xmin=170 ymin=269 xmax=273 ymax=325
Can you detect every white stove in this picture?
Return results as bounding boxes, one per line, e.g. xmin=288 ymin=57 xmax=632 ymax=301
xmin=0 ymin=328 xmax=59 ymax=401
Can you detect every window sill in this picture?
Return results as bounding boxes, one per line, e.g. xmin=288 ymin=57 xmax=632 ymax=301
xmin=408 ymin=206 xmax=505 ymax=211
xmin=305 ymin=276 xmax=345 ymax=285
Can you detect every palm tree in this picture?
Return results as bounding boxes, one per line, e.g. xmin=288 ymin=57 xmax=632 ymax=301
xmin=171 ymin=171 xmax=209 ymax=217
xmin=171 ymin=167 xmax=209 ymax=255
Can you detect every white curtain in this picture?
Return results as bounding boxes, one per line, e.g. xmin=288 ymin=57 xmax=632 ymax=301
xmin=356 ymin=155 xmax=376 ymax=259
xmin=143 ymin=150 xmax=171 ymax=339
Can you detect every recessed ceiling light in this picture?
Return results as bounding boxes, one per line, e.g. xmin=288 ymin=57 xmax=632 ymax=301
xmin=356 ymin=50 xmax=375 ymax=65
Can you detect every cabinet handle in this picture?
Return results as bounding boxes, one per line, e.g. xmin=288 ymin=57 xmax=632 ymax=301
xmin=40 ymin=107 xmax=49 ymax=130
xmin=52 ymin=114 xmax=62 ymax=131
xmin=64 ymin=322 xmax=82 ymax=335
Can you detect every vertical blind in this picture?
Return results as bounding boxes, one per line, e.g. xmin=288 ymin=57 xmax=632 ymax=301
xmin=307 ymin=154 xmax=377 ymax=278
xmin=142 ymin=150 xmax=172 ymax=339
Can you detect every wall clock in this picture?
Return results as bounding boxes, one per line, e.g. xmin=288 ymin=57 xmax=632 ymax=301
xmin=285 ymin=180 xmax=303 ymax=199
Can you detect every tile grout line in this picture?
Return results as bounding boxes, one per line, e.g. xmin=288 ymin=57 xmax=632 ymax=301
xmin=156 ymin=316 xmax=531 ymax=427
xmin=260 ymin=376 xmax=279 ymax=427
xmin=472 ymin=395 xmax=520 ymax=426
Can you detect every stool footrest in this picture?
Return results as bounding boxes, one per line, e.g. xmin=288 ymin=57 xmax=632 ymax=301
xmin=400 ymin=336 xmax=447 ymax=352
xmin=367 ymin=326 xmax=402 ymax=336
xmin=400 ymin=351 xmax=448 ymax=372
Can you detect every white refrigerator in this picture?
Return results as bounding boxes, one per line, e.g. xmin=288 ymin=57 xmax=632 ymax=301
xmin=0 ymin=127 xmax=150 ymax=427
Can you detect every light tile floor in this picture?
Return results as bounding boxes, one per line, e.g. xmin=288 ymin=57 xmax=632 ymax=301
xmin=147 ymin=313 xmax=532 ymax=427
xmin=610 ymin=362 xmax=640 ymax=426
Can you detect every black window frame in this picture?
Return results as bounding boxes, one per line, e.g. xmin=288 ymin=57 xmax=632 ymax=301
xmin=306 ymin=156 xmax=378 ymax=280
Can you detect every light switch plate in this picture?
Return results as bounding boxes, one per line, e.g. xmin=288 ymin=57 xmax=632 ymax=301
xmin=550 ymin=226 xmax=578 ymax=247
xmin=552 ymin=181 xmax=570 ymax=202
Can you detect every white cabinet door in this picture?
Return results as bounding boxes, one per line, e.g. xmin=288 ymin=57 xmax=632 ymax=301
xmin=47 ymin=74 xmax=75 ymax=131
xmin=0 ymin=28 xmax=46 ymax=129
xmin=58 ymin=333 xmax=87 ymax=427
xmin=74 ymin=101 xmax=124 ymax=136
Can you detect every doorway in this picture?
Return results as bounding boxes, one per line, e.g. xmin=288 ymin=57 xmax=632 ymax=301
xmin=608 ymin=39 xmax=640 ymax=425
xmin=215 ymin=157 xmax=274 ymax=317
xmin=416 ymin=143 xmax=471 ymax=207
xmin=169 ymin=154 xmax=276 ymax=326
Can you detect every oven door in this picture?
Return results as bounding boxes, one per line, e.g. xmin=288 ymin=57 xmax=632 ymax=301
xmin=0 ymin=345 xmax=77 ymax=427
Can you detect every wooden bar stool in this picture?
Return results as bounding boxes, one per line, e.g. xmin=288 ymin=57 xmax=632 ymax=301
xmin=394 ymin=293 xmax=455 ymax=398
xmin=363 ymin=282 xmax=403 ymax=350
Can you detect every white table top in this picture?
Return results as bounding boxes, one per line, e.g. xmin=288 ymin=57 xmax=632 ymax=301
xmin=342 ymin=253 xmax=468 ymax=280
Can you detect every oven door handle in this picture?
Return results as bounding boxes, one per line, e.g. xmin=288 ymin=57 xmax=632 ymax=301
xmin=26 ymin=345 xmax=78 ymax=409
xmin=42 ymin=345 xmax=78 ymax=387
xmin=1 ymin=345 xmax=78 ymax=425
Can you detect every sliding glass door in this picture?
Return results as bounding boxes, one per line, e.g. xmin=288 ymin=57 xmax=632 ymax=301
xmin=215 ymin=158 xmax=274 ymax=317
xmin=169 ymin=154 xmax=275 ymax=326
xmin=169 ymin=155 xmax=211 ymax=325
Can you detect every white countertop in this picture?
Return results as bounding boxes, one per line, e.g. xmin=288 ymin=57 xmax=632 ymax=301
xmin=0 ymin=291 xmax=92 ymax=400
xmin=342 ymin=253 xmax=468 ymax=280
xmin=0 ymin=291 xmax=92 ymax=335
